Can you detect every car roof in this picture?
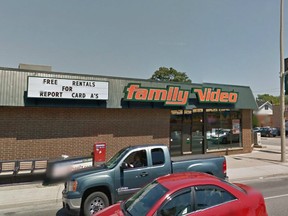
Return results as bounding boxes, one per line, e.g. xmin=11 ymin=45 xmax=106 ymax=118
xmin=156 ymin=172 xmax=222 ymax=190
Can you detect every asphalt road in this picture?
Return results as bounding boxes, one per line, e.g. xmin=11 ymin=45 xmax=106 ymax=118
xmin=2 ymin=175 xmax=287 ymax=216
xmin=240 ymin=175 xmax=288 ymax=216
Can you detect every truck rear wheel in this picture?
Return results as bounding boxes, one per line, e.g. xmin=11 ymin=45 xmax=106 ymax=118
xmin=83 ymin=191 xmax=109 ymax=216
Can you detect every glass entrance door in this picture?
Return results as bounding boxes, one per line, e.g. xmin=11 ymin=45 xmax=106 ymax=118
xmin=170 ymin=109 xmax=204 ymax=156
xmin=170 ymin=110 xmax=183 ymax=156
xmin=182 ymin=125 xmax=192 ymax=154
xmin=170 ymin=129 xmax=182 ymax=156
xmin=191 ymin=109 xmax=204 ymax=155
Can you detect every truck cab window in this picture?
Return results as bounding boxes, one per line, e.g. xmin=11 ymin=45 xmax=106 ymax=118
xmin=124 ymin=150 xmax=147 ymax=168
xmin=152 ymin=148 xmax=165 ymax=166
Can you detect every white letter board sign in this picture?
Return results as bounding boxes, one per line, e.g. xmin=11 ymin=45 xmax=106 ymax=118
xmin=27 ymin=77 xmax=108 ymax=100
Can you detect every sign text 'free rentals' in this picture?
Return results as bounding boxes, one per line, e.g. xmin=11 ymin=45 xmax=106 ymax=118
xmin=27 ymin=77 xmax=109 ymax=100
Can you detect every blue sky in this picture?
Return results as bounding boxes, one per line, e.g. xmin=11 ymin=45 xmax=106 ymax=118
xmin=0 ymin=1 xmax=287 ymax=97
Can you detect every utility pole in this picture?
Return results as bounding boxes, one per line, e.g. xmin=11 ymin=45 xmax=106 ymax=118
xmin=280 ymin=0 xmax=286 ymax=162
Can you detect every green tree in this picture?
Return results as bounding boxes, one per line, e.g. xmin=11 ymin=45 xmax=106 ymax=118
xmin=150 ymin=67 xmax=192 ymax=83
xmin=252 ymin=115 xmax=259 ymax=127
xmin=256 ymin=94 xmax=280 ymax=105
xmin=256 ymin=94 xmax=288 ymax=105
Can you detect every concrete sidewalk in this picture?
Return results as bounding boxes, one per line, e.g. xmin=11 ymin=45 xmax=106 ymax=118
xmin=227 ymin=142 xmax=288 ymax=181
xmin=0 ymin=139 xmax=288 ymax=212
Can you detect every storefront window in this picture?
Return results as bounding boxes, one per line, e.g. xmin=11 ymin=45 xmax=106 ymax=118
xmin=170 ymin=108 xmax=242 ymax=156
xmin=206 ymin=109 xmax=242 ymax=150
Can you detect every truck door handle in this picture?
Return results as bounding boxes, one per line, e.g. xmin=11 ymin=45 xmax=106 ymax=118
xmin=140 ymin=172 xmax=148 ymax=177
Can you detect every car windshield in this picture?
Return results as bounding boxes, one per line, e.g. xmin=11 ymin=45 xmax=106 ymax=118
xmin=124 ymin=181 xmax=168 ymax=215
xmin=105 ymin=147 xmax=130 ymax=169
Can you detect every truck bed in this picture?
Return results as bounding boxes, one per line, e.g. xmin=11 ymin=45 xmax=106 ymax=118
xmin=171 ymin=154 xmax=226 ymax=179
xmin=171 ymin=154 xmax=224 ymax=162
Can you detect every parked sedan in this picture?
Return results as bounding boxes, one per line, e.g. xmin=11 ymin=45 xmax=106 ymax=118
xmin=270 ymin=128 xmax=280 ymax=137
xmin=260 ymin=127 xmax=273 ymax=137
xmin=210 ymin=129 xmax=239 ymax=144
xmin=94 ymin=172 xmax=267 ymax=216
xmin=253 ymin=127 xmax=261 ymax=133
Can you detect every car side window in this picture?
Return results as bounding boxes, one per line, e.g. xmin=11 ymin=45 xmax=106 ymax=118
xmin=123 ymin=150 xmax=147 ymax=168
xmin=194 ymin=185 xmax=236 ymax=211
xmin=157 ymin=190 xmax=192 ymax=216
xmin=151 ymin=148 xmax=165 ymax=166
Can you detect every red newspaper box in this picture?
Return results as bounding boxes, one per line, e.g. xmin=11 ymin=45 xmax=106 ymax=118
xmin=93 ymin=142 xmax=106 ymax=165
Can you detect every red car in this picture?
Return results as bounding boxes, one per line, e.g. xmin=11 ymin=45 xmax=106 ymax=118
xmin=94 ymin=172 xmax=267 ymax=216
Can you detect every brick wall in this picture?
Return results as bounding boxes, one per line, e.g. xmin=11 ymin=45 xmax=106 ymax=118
xmin=272 ymin=105 xmax=281 ymax=128
xmin=255 ymin=115 xmax=273 ymax=127
xmin=241 ymin=109 xmax=253 ymax=153
xmin=0 ymin=107 xmax=254 ymax=161
xmin=272 ymin=105 xmax=288 ymax=128
xmin=0 ymin=107 xmax=170 ymax=161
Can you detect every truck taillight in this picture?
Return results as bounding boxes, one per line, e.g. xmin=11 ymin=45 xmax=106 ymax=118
xmin=223 ymin=160 xmax=227 ymax=174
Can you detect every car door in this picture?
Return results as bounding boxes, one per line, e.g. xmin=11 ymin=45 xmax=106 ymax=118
xmin=153 ymin=184 xmax=245 ymax=216
xmin=191 ymin=201 xmax=243 ymax=216
xmin=146 ymin=148 xmax=172 ymax=182
xmin=154 ymin=188 xmax=193 ymax=216
xmin=115 ymin=149 xmax=153 ymax=201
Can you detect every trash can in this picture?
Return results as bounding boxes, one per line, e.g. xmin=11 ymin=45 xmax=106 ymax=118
xmin=254 ymin=132 xmax=261 ymax=146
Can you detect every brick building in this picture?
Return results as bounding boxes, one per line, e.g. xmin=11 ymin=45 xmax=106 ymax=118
xmin=254 ymin=101 xmax=273 ymax=127
xmin=0 ymin=66 xmax=257 ymax=162
xmin=272 ymin=104 xmax=288 ymax=128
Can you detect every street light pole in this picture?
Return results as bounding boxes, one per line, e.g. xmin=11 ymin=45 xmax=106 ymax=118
xmin=280 ymin=0 xmax=286 ymax=162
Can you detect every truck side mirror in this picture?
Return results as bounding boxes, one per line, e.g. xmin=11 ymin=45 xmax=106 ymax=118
xmin=121 ymin=162 xmax=129 ymax=170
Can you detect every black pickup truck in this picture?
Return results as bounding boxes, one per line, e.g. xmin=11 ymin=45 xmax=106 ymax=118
xmin=62 ymin=144 xmax=227 ymax=216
